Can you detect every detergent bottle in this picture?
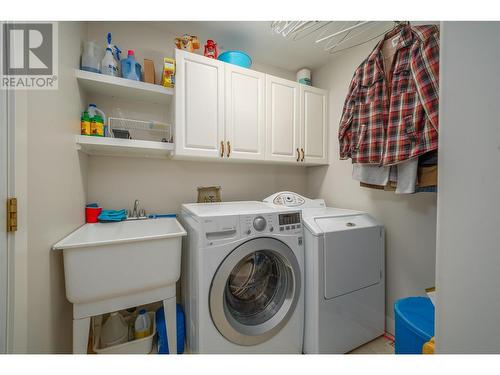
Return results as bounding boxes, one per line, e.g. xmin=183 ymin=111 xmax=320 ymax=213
xmin=134 ymin=309 xmax=152 ymax=339
xmin=81 ymin=41 xmax=104 ymax=73
xmin=90 ymin=114 xmax=104 ymax=137
xmin=80 ymin=111 xmax=91 ymax=135
xmin=88 ymin=104 xmax=107 ymax=136
xmin=121 ymin=50 xmax=141 ymax=81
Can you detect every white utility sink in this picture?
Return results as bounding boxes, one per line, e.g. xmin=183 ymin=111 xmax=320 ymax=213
xmin=53 ymin=218 xmax=187 ymax=304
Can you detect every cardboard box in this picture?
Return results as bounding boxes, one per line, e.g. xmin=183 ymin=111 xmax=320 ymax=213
xmin=143 ymin=59 xmax=155 ymax=84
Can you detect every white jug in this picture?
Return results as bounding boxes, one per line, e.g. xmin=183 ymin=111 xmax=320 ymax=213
xmin=81 ymin=41 xmax=104 ymax=73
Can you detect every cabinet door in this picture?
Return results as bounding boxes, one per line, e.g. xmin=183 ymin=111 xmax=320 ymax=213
xmin=300 ymin=85 xmax=328 ymax=165
xmin=225 ymin=65 xmax=265 ymax=160
xmin=265 ymin=75 xmax=300 ymax=163
xmin=175 ymin=50 xmax=224 ymax=159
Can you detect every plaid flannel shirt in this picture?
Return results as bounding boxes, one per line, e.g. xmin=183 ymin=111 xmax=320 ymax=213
xmin=339 ymin=25 xmax=440 ymax=166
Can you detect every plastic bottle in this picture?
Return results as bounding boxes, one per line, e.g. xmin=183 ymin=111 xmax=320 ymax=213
xmin=121 ymin=50 xmax=141 ymax=81
xmin=134 ymin=309 xmax=151 ymax=339
xmin=91 ymin=114 xmax=104 ymax=137
xmin=81 ymin=41 xmax=104 ymax=73
xmin=88 ymin=104 xmax=107 ymax=136
xmin=80 ymin=111 xmax=91 ymax=135
xmin=101 ymin=312 xmax=128 ymax=348
xmin=106 ymin=32 xmax=122 ymax=76
xmin=101 ymin=47 xmax=119 ymax=77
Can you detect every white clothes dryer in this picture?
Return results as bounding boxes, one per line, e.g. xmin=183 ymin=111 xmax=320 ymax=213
xmin=180 ymin=201 xmax=304 ymax=353
xmin=264 ymin=192 xmax=385 ymax=353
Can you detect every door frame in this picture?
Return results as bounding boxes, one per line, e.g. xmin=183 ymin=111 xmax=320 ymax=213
xmin=0 ymin=76 xmax=8 ymax=354
xmin=3 ymin=88 xmax=29 ymax=354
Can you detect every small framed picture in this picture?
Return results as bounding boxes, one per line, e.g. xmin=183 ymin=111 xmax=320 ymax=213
xmin=197 ymin=186 xmax=222 ymax=203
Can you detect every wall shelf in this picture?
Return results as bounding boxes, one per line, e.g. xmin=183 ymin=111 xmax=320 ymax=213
xmin=75 ymin=69 xmax=174 ymax=104
xmin=76 ymin=135 xmax=174 ymax=158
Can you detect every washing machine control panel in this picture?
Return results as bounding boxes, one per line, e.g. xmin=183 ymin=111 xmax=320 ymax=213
xmin=241 ymin=212 xmax=302 ymax=237
xmin=263 ymin=191 xmax=326 ymax=208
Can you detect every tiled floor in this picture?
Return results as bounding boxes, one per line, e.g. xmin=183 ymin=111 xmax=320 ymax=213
xmin=348 ymin=335 xmax=395 ymax=354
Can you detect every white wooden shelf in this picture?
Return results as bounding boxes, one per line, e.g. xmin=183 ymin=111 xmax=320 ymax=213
xmin=75 ymin=69 xmax=174 ymax=104
xmin=76 ymin=135 xmax=174 ymax=158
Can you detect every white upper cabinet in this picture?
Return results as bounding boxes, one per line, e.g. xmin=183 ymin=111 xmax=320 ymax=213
xmin=300 ymin=85 xmax=328 ymax=165
xmin=225 ymin=65 xmax=265 ymax=160
xmin=175 ymin=50 xmax=224 ymax=159
xmin=265 ymin=75 xmax=301 ymax=163
xmin=174 ymin=51 xmax=328 ymax=166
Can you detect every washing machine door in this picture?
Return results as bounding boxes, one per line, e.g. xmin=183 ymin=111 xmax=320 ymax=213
xmin=210 ymin=237 xmax=301 ymax=346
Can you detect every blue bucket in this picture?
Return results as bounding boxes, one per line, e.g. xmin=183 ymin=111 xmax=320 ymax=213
xmin=155 ymin=304 xmax=185 ymax=354
xmin=394 ymin=297 xmax=435 ymax=354
xmin=218 ymin=51 xmax=252 ymax=68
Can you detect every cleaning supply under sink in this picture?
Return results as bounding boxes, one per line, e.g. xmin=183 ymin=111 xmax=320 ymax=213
xmin=98 ymin=209 xmax=127 ymax=222
xmin=100 ymin=312 xmax=128 ymax=348
xmin=121 ymin=50 xmax=141 ymax=81
xmin=134 ymin=309 xmax=152 ymax=339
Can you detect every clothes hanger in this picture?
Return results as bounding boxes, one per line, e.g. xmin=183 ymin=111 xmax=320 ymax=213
xmin=383 ymin=21 xmax=410 ymax=40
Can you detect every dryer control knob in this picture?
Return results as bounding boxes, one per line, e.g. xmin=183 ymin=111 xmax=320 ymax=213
xmin=253 ymin=216 xmax=267 ymax=231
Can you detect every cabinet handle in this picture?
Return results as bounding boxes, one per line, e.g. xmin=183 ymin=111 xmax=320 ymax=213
xmin=301 ymin=148 xmax=305 ymax=162
xmin=227 ymin=141 xmax=231 ymax=157
xmin=220 ymin=141 xmax=225 ymax=157
xmin=296 ymin=148 xmax=300 ymax=162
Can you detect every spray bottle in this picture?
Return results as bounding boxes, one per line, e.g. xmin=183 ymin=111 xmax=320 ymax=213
xmin=101 ymin=47 xmax=119 ymax=77
xmin=103 ymin=32 xmax=122 ymax=77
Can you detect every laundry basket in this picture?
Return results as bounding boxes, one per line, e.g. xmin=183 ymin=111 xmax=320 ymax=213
xmin=394 ymin=297 xmax=435 ymax=354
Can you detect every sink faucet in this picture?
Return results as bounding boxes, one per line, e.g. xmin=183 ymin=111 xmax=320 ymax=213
xmin=129 ymin=199 xmax=146 ymax=220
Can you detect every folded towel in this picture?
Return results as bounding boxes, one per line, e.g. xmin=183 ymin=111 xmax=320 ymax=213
xmin=98 ymin=209 xmax=127 ymax=222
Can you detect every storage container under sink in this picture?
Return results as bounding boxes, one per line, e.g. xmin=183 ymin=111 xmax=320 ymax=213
xmin=52 ymin=218 xmax=187 ymax=304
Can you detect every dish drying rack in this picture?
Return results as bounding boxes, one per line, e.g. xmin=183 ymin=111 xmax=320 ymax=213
xmin=108 ymin=117 xmax=172 ymax=143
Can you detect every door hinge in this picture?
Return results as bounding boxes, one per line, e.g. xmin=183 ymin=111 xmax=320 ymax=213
xmin=7 ymin=197 xmax=17 ymax=232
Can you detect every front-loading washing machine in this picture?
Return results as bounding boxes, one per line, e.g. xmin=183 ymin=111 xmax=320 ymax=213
xmin=264 ymin=192 xmax=385 ymax=353
xmin=180 ymin=201 xmax=304 ymax=353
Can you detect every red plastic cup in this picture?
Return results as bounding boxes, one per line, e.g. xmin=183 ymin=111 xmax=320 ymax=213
xmin=86 ymin=207 xmax=102 ymax=223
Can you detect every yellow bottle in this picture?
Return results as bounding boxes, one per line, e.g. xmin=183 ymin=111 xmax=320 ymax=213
xmin=90 ymin=114 xmax=104 ymax=137
xmin=81 ymin=111 xmax=91 ymax=135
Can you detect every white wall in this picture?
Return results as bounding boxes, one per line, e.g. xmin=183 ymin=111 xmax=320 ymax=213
xmin=25 ymin=22 xmax=88 ymax=353
xmin=435 ymin=22 xmax=500 ymax=354
xmin=308 ymin=41 xmax=437 ymax=333
xmin=86 ymin=22 xmax=307 ymax=214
